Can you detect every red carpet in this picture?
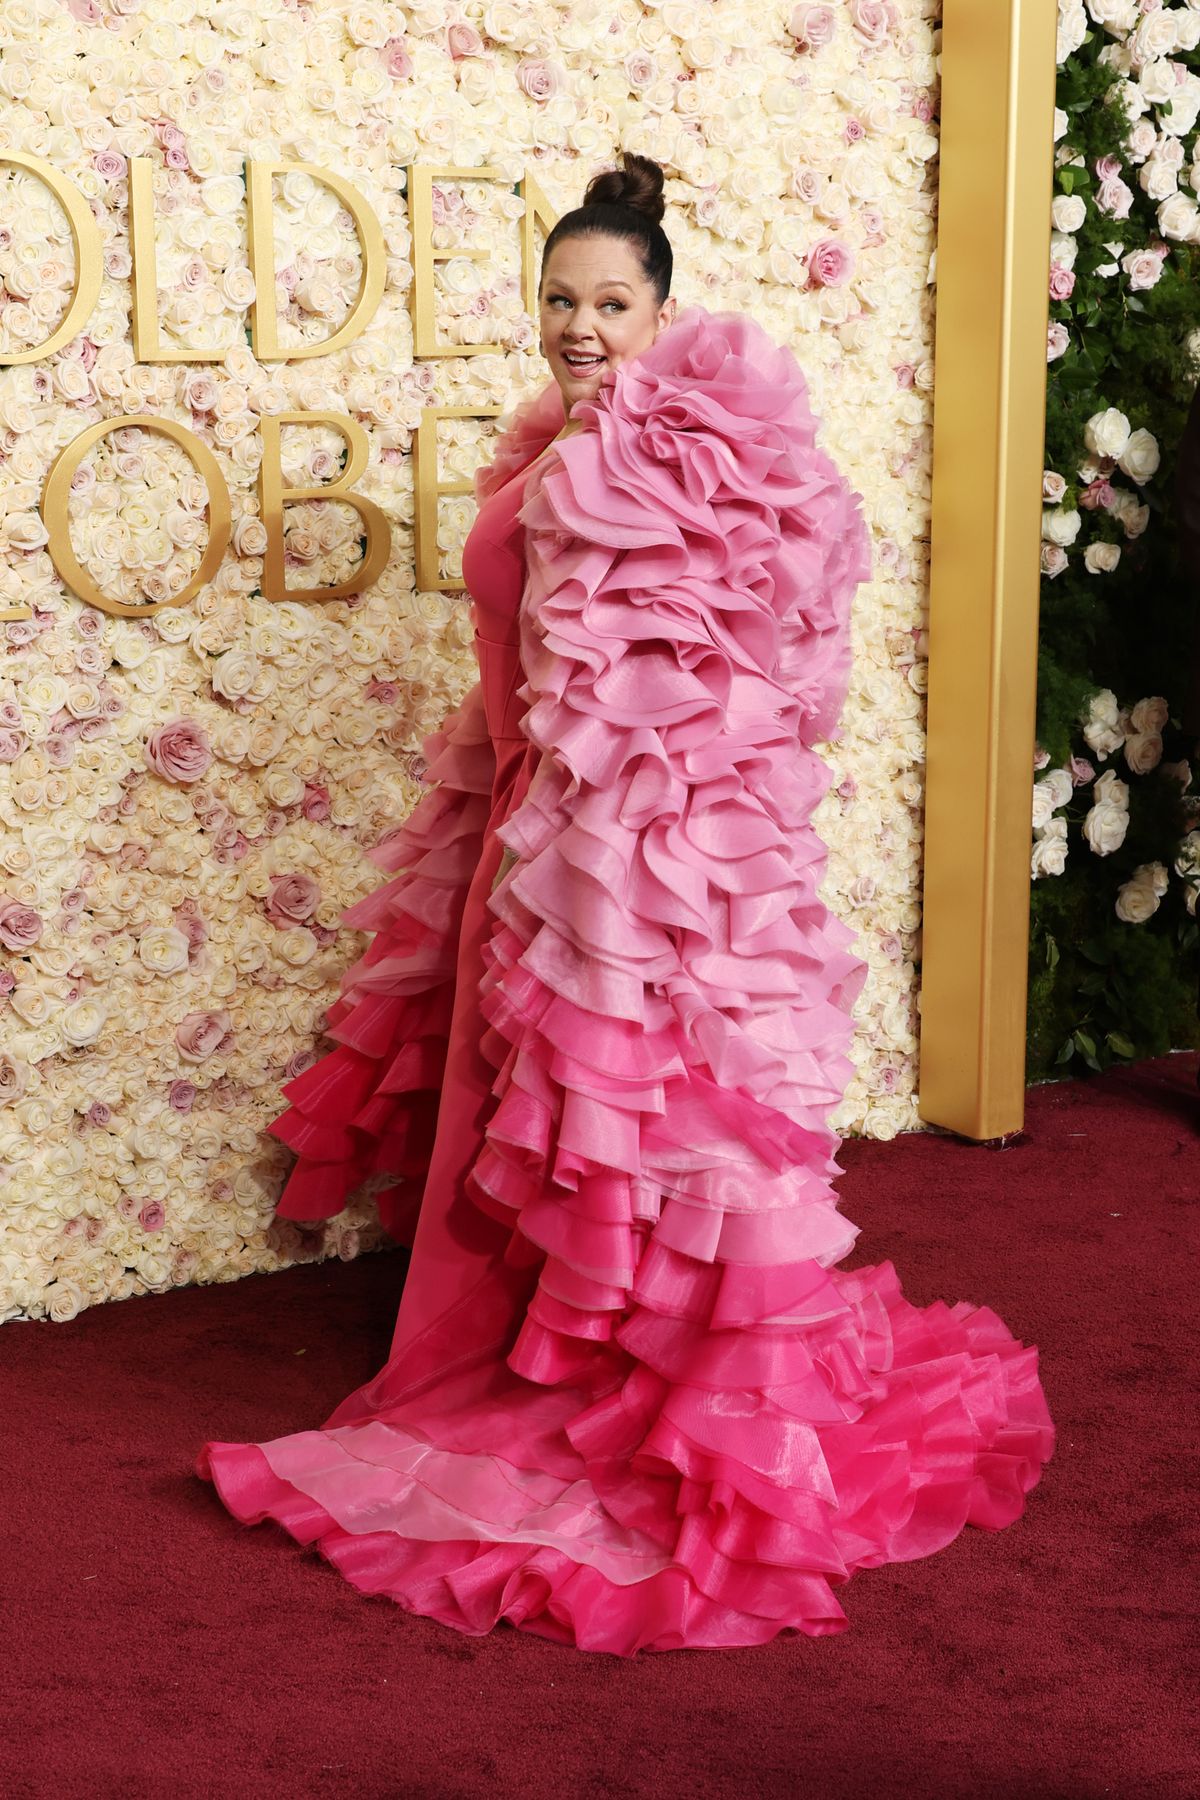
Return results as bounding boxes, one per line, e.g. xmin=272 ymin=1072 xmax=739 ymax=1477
xmin=5 ymin=1055 xmax=1197 ymax=1800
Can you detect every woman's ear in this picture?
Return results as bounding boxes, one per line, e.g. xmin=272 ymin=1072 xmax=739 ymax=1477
xmin=657 ymin=296 xmax=677 ymax=335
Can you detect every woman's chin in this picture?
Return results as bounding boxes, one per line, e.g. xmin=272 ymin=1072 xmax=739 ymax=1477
xmin=555 ymin=364 xmax=608 ymax=406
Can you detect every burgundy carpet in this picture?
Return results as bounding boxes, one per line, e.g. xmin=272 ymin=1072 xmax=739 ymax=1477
xmin=5 ymin=1055 xmax=1198 ymax=1800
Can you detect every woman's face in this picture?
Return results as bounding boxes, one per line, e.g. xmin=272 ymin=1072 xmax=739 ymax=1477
xmin=539 ymin=233 xmax=675 ymax=412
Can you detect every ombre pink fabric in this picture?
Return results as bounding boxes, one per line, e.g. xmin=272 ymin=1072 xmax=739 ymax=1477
xmin=200 ymin=310 xmax=1054 ymax=1654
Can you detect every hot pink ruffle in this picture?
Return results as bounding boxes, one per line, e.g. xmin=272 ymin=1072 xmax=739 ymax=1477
xmin=204 ymin=310 xmax=1054 ymax=1652
xmin=268 ymin=687 xmax=494 ymax=1239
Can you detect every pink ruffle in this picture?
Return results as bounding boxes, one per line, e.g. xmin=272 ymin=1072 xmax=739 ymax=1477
xmin=268 ymin=687 xmax=494 ymax=1238
xmin=206 ymin=309 xmax=1053 ymax=1652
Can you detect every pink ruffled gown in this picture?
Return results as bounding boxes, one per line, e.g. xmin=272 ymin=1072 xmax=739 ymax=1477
xmin=200 ymin=310 xmax=1053 ymax=1653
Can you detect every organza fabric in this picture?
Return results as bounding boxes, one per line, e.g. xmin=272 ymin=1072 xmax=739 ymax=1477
xmin=200 ymin=310 xmax=1054 ymax=1653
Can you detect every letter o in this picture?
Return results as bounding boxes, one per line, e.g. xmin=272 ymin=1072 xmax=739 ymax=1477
xmin=41 ymin=415 xmax=232 ymax=618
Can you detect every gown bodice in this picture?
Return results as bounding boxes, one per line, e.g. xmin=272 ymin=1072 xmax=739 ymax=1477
xmin=462 ymin=465 xmax=535 ymax=748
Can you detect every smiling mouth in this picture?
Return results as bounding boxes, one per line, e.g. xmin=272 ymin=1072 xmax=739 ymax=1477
xmin=561 ymin=350 xmax=607 ymax=373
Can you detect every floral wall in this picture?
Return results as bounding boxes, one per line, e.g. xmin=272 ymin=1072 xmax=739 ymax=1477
xmin=0 ymin=0 xmax=939 ymax=1324
xmin=1028 ymin=0 xmax=1200 ymax=1076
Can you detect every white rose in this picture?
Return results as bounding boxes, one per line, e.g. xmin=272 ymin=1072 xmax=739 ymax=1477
xmin=1175 ymin=829 xmax=1200 ymax=880
xmin=1086 ymin=0 xmax=1138 ymax=32
xmin=1082 ymin=688 xmax=1125 ymax=758
xmin=61 ymin=999 xmax=106 ymax=1047
xmin=1051 ymin=193 xmax=1087 ymax=233
xmin=137 ymin=925 xmax=191 ymax=976
xmin=1042 ymin=506 xmax=1082 ymax=547
xmin=1157 ymin=191 xmax=1200 ymax=240
xmin=1057 ymin=0 xmax=1088 ymax=62
xmin=1083 ymin=406 xmax=1132 ymax=458
xmin=1159 ymin=73 xmax=1200 ymax=137
xmin=1031 ymin=817 xmax=1069 ymax=880
xmin=1117 ymin=427 xmax=1160 ymax=484
xmin=1050 ymin=229 xmax=1079 ymax=269
xmin=1131 ymin=13 xmax=1178 ymax=64
xmin=1139 ymin=154 xmax=1179 ymax=200
xmin=1084 ymin=541 xmax=1121 ymax=573
xmin=1084 ymin=793 xmax=1130 ymax=856
xmin=1043 ymin=470 xmax=1067 ymax=504
xmin=1115 ymin=861 xmax=1169 ymax=923
xmin=1108 ymin=489 xmax=1150 ymax=537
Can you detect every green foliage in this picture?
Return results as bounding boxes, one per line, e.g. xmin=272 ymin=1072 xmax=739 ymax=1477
xmin=1031 ymin=23 xmax=1200 ymax=1078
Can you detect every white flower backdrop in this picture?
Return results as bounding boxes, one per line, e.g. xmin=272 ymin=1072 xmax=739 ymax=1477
xmin=0 ymin=0 xmax=939 ymax=1323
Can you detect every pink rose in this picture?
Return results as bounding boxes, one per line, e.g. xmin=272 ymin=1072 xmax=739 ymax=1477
xmin=145 ymin=718 xmax=212 ymax=783
xmin=283 ymin=1048 xmax=319 ymax=1081
xmin=447 ymin=22 xmax=483 ymax=58
xmin=789 ymin=4 xmax=835 ymax=46
xmin=1096 ymin=175 xmax=1133 ymax=219
xmin=139 ymin=1201 xmax=165 ymax=1232
xmin=844 ymin=117 xmax=865 ymax=144
xmin=849 ymin=0 xmax=895 ymax=44
xmin=0 ymin=898 xmax=43 ymax=951
xmin=1124 ymin=246 xmax=1167 ymax=291
xmin=382 ymin=36 xmax=412 ymax=78
xmin=67 ymin=0 xmax=101 ymax=18
xmin=175 ymin=1010 xmax=233 ymax=1063
xmin=1069 ymin=755 xmax=1096 ymax=787
xmin=807 ymin=237 xmax=855 ymax=288
xmin=624 ymin=51 xmax=656 ymax=87
xmin=1079 ymin=479 xmax=1115 ymax=510
xmin=516 ymin=57 xmax=565 ymax=100
xmin=895 ymin=362 xmax=915 ymax=389
xmin=0 ymin=729 xmax=27 ymax=761
xmin=87 ymin=1101 xmax=111 ymax=1126
xmin=0 ymin=970 xmax=16 ymax=997
xmin=174 ymin=906 xmax=208 ymax=957
xmin=93 ymin=151 xmax=126 ymax=182
xmin=168 ymin=1079 xmax=196 ymax=1112
xmin=264 ymin=871 xmax=321 ymax=927
xmin=301 ymin=783 xmax=331 ymax=821
xmin=1049 ymin=263 xmax=1075 ymax=301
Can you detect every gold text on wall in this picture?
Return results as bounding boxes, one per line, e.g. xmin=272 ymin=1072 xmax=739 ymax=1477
xmin=0 ymin=155 xmax=558 ymax=619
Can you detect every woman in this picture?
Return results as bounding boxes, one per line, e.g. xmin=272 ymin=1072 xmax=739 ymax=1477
xmin=201 ymin=154 xmax=1054 ymax=1653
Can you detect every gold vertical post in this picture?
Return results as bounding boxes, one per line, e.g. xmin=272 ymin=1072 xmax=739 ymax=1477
xmin=918 ymin=0 xmax=1058 ymax=1138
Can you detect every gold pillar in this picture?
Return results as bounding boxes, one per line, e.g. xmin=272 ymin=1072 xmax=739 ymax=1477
xmin=918 ymin=0 xmax=1058 ymax=1138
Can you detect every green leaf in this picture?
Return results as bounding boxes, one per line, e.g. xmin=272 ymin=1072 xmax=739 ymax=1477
xmin=1045 ymin=933 xmax=1060 ymax=971
xmin=1105 ymin=1031 xmax=1136 ymax=1058
xmin=1054 ymin=1037 xmax=1076 ymax=1065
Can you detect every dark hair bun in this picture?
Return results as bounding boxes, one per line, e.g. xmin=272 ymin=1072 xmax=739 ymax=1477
xmin=582 ymin=152 xmax=665 ymax=224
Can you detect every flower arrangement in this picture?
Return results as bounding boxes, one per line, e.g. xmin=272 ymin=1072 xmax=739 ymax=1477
xmin=1029 ymin=0 xmax=1200 ymax=1078
xmin=0 ymin=0 xmax=939 ymax=1322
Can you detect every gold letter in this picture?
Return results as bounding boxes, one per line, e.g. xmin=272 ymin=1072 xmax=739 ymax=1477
xmin=520 ymin=172 xmax=559 ymax=324
xmin=407 ymin=165 xmax=559 ymax=358
xmin=41 ymin=416 xmax=232 ymax=618
xmin=407 ymin=165 xmax=506 ymax=359
xmin=0 ymin=153 xmax=103 ymax=365
xmin=128 ymin=159 xmax=226 ymax=362
xmin=412 ymin=406 xmax=500 ymax=592
xmin=258 ymin=412 xmax=391 ymax=603
xmin=246 ymin=163 xmax=386 ymax=362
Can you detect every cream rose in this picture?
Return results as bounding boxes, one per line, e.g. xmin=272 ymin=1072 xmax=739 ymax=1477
xmin=1115 ymin=862 xmax=1169 ymax=924
xmin=1083 ymin=407 xmax=1131 ymax=459
xmin=1116 ymin=428 xmax=1160 ymax=484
